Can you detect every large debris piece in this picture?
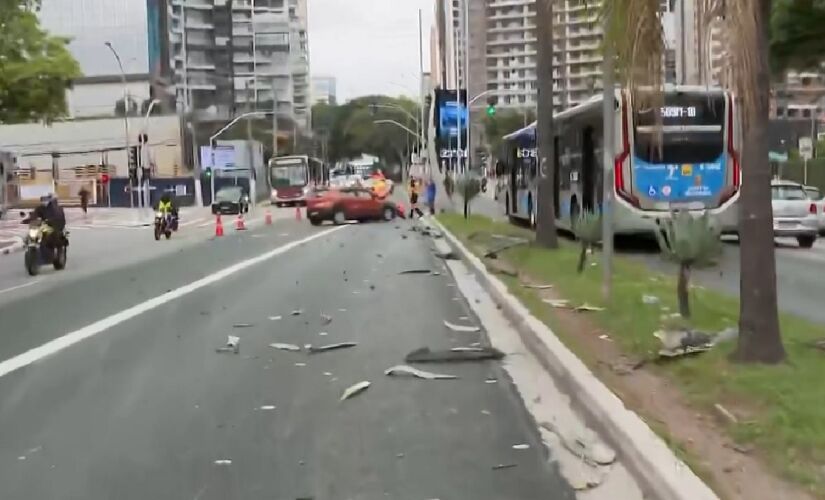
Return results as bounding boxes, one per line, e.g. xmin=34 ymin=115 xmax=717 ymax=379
xmin=384 ymin=365 xmax=458 ymax=380
xmin=308 ymin=342 xmax=357 ymax=354
xmin=340 ymin=381 xmax=371 ymax=401
xmin=405 ymin=346 xmax=505 ymax=363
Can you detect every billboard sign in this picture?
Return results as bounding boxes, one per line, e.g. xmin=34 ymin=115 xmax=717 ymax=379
xmin=200 ymin=145 xmax=236 ymax=170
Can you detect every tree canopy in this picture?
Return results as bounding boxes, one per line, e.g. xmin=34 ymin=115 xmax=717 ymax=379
xmin=770 ymin=0 xmax=825 ymax=74
xmin=0 ymin=0 xmax=81 ymax=123
xmin=311 ymin=95 xmax=420 ymax=166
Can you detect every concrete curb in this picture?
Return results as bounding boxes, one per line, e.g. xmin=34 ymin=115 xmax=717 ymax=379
xmin=0 ymin=238 xmax=24 ymax=257
xmin=429 ymin=217 xmax=719 ymax=500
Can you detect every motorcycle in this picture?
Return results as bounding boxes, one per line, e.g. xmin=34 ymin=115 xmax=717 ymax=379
xmin=154 ymin=211 xmax=173 ymax=240
xmin=22 ymin=217 xmax=68 ymax=276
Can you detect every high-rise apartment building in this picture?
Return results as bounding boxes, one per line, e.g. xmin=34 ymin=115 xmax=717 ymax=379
xmin=150 ymin=0 xmax=311 ymax=129
xmin=433 ymin=0 xmax=685 ymax=115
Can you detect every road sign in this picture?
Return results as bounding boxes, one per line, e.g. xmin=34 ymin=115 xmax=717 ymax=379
xmin=799 ymin=137 xmax=814 ymax=160
xmin=769 ymin=151 xmax=788 ymax=163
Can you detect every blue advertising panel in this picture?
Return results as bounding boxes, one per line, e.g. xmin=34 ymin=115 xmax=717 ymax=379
xmin=632 ymin=154 xmax=727 ymax=203
xmin=439 ymin=101 xmax=469 ymax=138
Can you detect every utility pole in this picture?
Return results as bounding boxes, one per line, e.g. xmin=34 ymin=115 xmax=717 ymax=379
xmin=463 ymin=0 xmax=471 ymax=174
xmin=272 ymin=79 xmax=279 ymax=159
xmin=601 ymin=43 xmax=615 ymax=300
xmin=418 ymin=8 xmax=426 ymax=171
xmin=535 ymin=0 xmax=558 ymax=247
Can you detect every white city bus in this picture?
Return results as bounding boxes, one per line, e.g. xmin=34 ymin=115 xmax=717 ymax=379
xmin=268 ymin=155 xmax=326 ymax=206
xmin=500 ymin=85 xmax=741 ymax=235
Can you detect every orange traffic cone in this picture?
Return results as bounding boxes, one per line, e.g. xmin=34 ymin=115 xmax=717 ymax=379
xmin=265 ymin=209 xmax=273 ymax=225
xmin=215 ymin=215 xmax=224 ymax=237
xmin=294 ymin=205 xmax=302 ymax=221
xmin=235 ymin=213 xmax=246 ymax=230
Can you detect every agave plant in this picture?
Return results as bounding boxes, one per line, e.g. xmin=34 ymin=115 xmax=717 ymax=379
xmin=455 ymin=175 xmax=482 ymax=219
xmin=573 ymin=210 xmax=602 ymax=273
xmin=655 ymin=211 xmax=722 ymax=319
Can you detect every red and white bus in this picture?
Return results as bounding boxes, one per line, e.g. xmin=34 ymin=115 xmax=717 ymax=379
xmin=499 ymin=85 xmax=741 ymax=235
xmin=268 ymin=155 xmax=327 ymax=206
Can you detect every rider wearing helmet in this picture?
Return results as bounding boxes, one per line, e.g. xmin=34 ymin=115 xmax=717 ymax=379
xmin=27 ymin=194 xmax=66 ymax=249
xmin=155 ymin=193 xmax=179 ymax=230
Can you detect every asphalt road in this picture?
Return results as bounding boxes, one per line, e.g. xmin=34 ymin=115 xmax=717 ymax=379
xmin=0 ymin=213 xmax=577 ymax=499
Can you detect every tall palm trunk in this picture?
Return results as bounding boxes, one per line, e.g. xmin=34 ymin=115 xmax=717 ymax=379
xmin=732 ymin=0 xmax=786 ymax=363
xmin=535 ymin=0 xmax=559 ymax=248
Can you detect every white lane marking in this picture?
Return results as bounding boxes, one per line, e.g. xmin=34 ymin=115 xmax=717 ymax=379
xmin=0 ymin=225 xmax=347 ymax=379
xmin=179 ymin=218 xmax=206 ymax=228
xmin=0 ymin=280 xmax=42 ymax=296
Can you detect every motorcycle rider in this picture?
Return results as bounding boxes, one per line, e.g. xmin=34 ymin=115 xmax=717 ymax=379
xmin=25 ymin=194 xmax=66 ymax=249
xmin=155 ymin=193 xmax=178 ymax=230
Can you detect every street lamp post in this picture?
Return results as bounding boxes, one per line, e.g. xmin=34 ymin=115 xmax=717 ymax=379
xmin=209 ymin=111 xmax=272 ymax=202
xmin=104 ymin=41 xmax=132 ymax=208
xmin=373 ymin=119 xmax=419 ymax=140
xmin=140 ymin=99 xmax=161 ymax=211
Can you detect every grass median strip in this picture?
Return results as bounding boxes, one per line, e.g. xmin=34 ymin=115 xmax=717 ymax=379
xmin=438 ymin=213 xmax=825 ymax=498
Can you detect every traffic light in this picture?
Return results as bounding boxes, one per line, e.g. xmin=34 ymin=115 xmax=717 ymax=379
xmin=204 ymin=168 xmax=212 ymax=179
xmin=128 ymin=146 xmax=139 ymax=169
xmin=486 ymin=96 xmax=497 ymax=117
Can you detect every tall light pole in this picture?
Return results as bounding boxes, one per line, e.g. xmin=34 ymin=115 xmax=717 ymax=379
xmin=463 ymin=0 xmax=471 ymax=173
xmin=141 ymin=98 xmax=161 ymax=210
xmin=601 ymin=44 xmax=615 ymax=300
xmin=104 ymin=41 xmax=132 ymax=208
xmin=209 ymin=111 xmax=272 ymax=202
xmin=418 ymin=8 xmax=426 ymax=169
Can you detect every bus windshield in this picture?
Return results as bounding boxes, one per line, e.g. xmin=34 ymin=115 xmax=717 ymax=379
xmin=270 ymin=159 xmax=308 ymax=188
xmin=633 ymin=93 xmax=725 ymax=164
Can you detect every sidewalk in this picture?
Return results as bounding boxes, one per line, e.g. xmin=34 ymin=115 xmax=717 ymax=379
xmin=429 ymin=167 xmax=506 ymax=220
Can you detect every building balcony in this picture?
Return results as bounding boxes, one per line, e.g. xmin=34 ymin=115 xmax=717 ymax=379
xmin=487 ymin=37 xmax=538 ymax=47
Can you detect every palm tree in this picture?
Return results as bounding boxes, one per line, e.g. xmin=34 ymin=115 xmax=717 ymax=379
xmin=600 ymin=0 xmax=785 ymax=363
xmin=535 ymin=0 xmax=559 ymax=248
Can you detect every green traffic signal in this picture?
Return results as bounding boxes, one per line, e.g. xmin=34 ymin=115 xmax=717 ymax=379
xmin=486 ymin=104 xmax=496 ymax=117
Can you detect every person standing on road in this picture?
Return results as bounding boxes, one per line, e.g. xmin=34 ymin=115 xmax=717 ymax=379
xmin=78 ymin=186 xmax=90 ymax=216
xmin=408 ymin=178 xmax=424 ymax=219
xmin=426 ymin=177 xmax=436 ymax=215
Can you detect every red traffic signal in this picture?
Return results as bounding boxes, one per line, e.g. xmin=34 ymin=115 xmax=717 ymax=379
xmin=101 ymin=173 xmax=110 ymax=184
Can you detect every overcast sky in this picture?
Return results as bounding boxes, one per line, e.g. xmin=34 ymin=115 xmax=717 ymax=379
xmin=308 ymin=0 xmax=434 ymax=102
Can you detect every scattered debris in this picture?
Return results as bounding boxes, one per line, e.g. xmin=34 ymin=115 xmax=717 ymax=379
xmin=318 ymin=331 xmax=328 ymax=336
xmin=443 ymin=320 xmax=481 ymax=333
xmin=459 ymin=316 xmax=469 ymax=320
xmin=396 ymin=453 xmax=405 ymax=459
xmin=431 ymin=271 xmax=441 ymax=276
xmin=291 ymin=309 xmax=303 ymax=316
xmin=654 ymin=329 xmax=714 ymax=358
xmin=320 ymin=313 xmax=333 ymax=326
xmin=399 ymin=269 xmax=432 ymax=275
xmin=642 ymin=294 xmax=661 ymax=305
xmin=512 ymin=444 xmax=530 ymax=450
xmin=268 ymin=316 xmax=282 ymax=321
xmin=451 ymin=347 xmax=484 ymax=352
xmin=214 ymin=459 xmax=232 ymax=465
xmin=323 ymin=372 xmax=333 ymax=377
xmin=713 ymin=403 xmax=739 ymax=425
xmin=482 ymin=238 xmax=529 ymax=258
xmin=216 ymin=336 xmax=240 ymax=354
xmin=304 ymin=344 xmax=312 ymax=350
xmin=340 ymin=381 xmax=371 ymax=401
xmin=470 ymin=342 xmax=481 ymax=347
xmin=598 ymin=334 xmax=612 ymax=341
xmin=601 ymin=356 xmax=645 ymax=376
xmin=269 ymin=343 xmax=301 ymax=352
xmin=540 ymin=420 xmax=616 ymax=466
xmin=405 ymin=346 xmax=505 ymax=363
xmin=574 ymin=303 xmax=605 ymax=312
xmin=401 ymin=234 xmax=409 ymax=239
xmin=521 ymin=283 xmax=553 ymax=290
xmin=492 ymin=463 xmax=517 ymax=470
xmin=338 ymin=308 xmax=347 ymax=312
xmin=481 ymin=410 xmax=491 ymax=416
xmin=485 ymin=378 xmax=498 ymax=384
xmin=435 ymin=250 xmax=459 ymax=260
xmin=543 ymin=299 xmax=570 ymax=309
xmin=309 ymin=342 xmax=357 ymax=354
xmin=724 ymin=442 xmax=754 ymax=455
xmin=384 ymin=365 xmax=458 ymax=380
xmin=233 ymin=323 xmax=254 ymax=328
xmin=294 ymin=362 xmax=307 ymax=367
xmin=484 ymin=258 xmax=518 ymax=277
xmin=258 ymin=405 xmax=276 ymax=411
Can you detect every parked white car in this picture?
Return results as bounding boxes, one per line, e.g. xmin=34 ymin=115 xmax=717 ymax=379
xmin=803 ymin=185 xmax=825 ymax=235
xmin=772 ymin=179 xmax=819 ymax=247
